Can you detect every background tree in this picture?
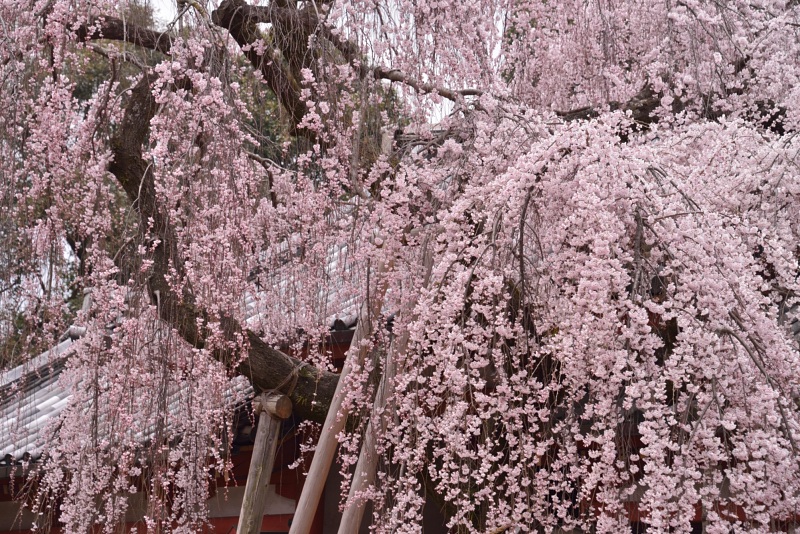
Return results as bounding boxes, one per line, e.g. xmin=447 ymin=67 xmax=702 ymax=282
xmin=1 ymin=0 xmax=799 ymax=532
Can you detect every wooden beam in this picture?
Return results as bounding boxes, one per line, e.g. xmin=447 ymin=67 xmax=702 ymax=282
xmin=237 ymin=393 xmax=292 ymax=534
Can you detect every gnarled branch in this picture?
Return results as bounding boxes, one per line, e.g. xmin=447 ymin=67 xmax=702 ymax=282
xmin=75 ymin=16 xmax=173 ymax=55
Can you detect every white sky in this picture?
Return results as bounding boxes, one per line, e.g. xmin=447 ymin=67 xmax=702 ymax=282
xmin=150 ymin=0 xmax=177 ymax=27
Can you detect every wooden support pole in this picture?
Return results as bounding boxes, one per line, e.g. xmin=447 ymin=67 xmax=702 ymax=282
xmin=237 ymin=393 xmax=292 ymax=534
xmin=336 ymin=350 xmax=395 ymax=534
xmin=288 ymin=315 xmax=371 ymax=534
xmin=289 ymin=262 xmax=390 ymax=534
xmin=339 ymin=240 xmax=431 ymax=533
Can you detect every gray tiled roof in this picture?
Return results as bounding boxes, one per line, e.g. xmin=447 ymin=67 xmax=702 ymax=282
xmin=244 ymin=242 xmax=362 ymax=334
xmin=0 ymin=240 xmax=362 ymax=466
xmin=0 ymin=337 xmax=255 ymax=465
xmin=0 ymin=340 xmax=72 ymax=464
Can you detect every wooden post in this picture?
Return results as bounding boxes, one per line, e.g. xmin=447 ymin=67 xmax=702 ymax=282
xmin=289 ymin=262 xmax=391 ymax=534
xmin=338 ymin=239 xmax=432 ymax=533
xmin=237 ymin=393 xmax=292 ymax=534
xmin=288 ymin=315 xmax=371 ymax=534
xmin=336 ymin=350 xmax=395 ymax=534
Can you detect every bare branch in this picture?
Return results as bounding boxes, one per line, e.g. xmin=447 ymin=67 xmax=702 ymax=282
xmin=372 ymin=67 xmax=482 ymax=102
xmin=75 ymin=17 xmax=173 ymax=55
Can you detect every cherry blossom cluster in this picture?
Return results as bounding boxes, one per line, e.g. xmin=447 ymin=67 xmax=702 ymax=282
xmin=1 ymin=0 xmax=799 ymax=532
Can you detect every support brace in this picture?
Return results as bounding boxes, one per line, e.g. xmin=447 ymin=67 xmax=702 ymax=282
xmin=237 ymin=393 xmax=292 ymax=534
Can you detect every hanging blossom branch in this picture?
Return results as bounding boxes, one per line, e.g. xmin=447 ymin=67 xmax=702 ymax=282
xmin=62 ymin=0 xmax=799 ymax=437
xmin=62 ymin=1 xmax=789 ymax=148
xmin=58 ymin=3 xmax=791 ymax=433
xmin=59 ymin=11 xmax=341 ymax=423
xmin=88 ymin=61 xmax=339 ymax=422
xmin=73 ymin=5 xmax=747 ymax=136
